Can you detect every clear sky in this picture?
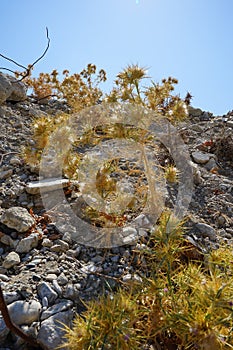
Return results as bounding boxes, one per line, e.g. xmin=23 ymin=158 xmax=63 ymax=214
xmin=1 ymin=0 xmax=233 ymax=115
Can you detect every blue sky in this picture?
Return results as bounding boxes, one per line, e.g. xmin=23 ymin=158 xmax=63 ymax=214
xmin=1 ymin=0 xmax=233 ymax=115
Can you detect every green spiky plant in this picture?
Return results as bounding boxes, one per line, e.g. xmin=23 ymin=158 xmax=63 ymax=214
xmin=61 ymin=290 xmax=145 ymax=350
xmin=61 ymin=212 xmax=233 ymax=350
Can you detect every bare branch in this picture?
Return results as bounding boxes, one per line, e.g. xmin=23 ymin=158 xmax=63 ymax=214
xmin=0 ymin=67 xmax=17 ymax=74
xmin=0 ymin=53 xmax=27 ymax=70
xmin=0 ymin=27 xmax=50 ymax=82
xmin=31 ymin=27 xmax=50 ymax=68
xmin=0 ymin=284 xmax=40 ymax=348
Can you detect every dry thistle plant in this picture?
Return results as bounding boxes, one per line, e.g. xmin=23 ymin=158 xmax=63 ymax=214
xmin=21 ymin=63 xmax=106 ymax=109
xmin=21 ymin=63 xmax=188 ymax=175
xmin=107 ymin=64 xmax=188 ymax=123
xmin=21 ymin=65 xmax=187 ymax=231
xmin=19 ymin=63 xmax=233 ymax=349
xmin=164 ymin=164 xmax=180 ymax=183
xmin=62 ymin=214 xmax=233 ymax=349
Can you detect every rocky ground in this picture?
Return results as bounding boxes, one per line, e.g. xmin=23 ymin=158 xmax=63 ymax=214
xmin=0 ymin=78 xmax=233 ymax=349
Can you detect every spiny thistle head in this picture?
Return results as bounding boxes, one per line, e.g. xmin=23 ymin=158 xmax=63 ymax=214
xmin=116 ymin=64 xmax=148 ymax=85
xmin=164 ymin=164 xmax=180 ymax=183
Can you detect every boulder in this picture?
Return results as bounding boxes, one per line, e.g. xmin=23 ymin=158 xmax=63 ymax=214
xmin=0 ymin=72 xmax=27 ymax=105
xmin=7 ymin=74 xmax=27 ymax=102
xmin=0 ymin=73 xmax=12 ymax=104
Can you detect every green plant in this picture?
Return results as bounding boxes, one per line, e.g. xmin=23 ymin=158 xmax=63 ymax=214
xmin=62 ymin=214 xmax=233 ymax=349
xmin=61 ymin=290 xmax=144 ymax=350
xmin=164 ymin=164 xmax=180 ymax=183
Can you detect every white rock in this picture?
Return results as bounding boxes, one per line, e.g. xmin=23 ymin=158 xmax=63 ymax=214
xmin=42 ymin=238 xmax=53 ymax=248
xmin=50 ymin=239 xmax=69 ymax=253
xmin=122 ymin=273 xmax=132 ymax=282
xmin=0 ymin=274 xmax=9 ymax=282
xmin=122 ymin=226 xmax=138 ymax=244
xmin=2 ymin=252 xmax=20 ymax=269
xmin=0 ymin=207 xmax=35 ymax=232
xmin=190 ymin=161 xmax=203 ymax=185
xmin=16 ymin=232 xmax=40 ymax=253
xmin=8 ymin=300 xmax=41 ymax=325
xmin=133 ymin=214 xmax=153 ymax=229
xmin=123 ymin=273 xmax=142 ymax=283
xmin=45 ymin=274 xmax=58 ymax=282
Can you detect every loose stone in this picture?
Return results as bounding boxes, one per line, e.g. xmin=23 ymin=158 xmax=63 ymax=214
xmin=0 ymin=206 xmax=35 ymax=232
xmin=7 ymin=299 xmax=41 ymax=325
xmin=2 ymin=251 xmax=20 ymax=269
xmin=37 ymin=282 xmax=58 ymax=305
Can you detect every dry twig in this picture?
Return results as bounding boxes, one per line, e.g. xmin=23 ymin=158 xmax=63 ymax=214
xmin=0 ymin=27 xmax=50 ymax=81
xmin=0 ymin=284 xmax=40 ymax=348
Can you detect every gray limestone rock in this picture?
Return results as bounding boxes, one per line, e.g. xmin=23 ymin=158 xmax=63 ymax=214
xmin=0 ymin=316 xmax=10 ymax=344
xmin=196 ymin=223 xmax=216 ymax=240
xmin=7 ymin=74 xmax=27 ymax=102
xmin=204 ymin=157 xmax=218 ymax=171
xmin=41 ymin=300 xmax=73 ymax=321
xmin=37 ymin=310 xmax=73 ymax=350
xmin=188 ymin=106 xmax=203 ymax=117
xmin=192 ymin=151 xmax=211 ymax=164
xmin=0 ymin=73 xmax=27 ymax=105
xmin=3 ymin=291 xmax=20 ymax=304
xmin=0 ymin=233 xmax=15 ymax=247
xmin=7 ymin=299 xmax=41 ymax=325
xmin=57 ymin=272 xmax=68 ymax=286
xmin=0 ymin=73 xmax=12 ymax=104
xmin=37 ymin=282 xmax=58 ymax=305
xmin=16 ymin=232 xmax=40 ymax=253
xmin=0 ymin=206 xmax=35 ymax=232
xmin=2 ymin=251 xmax=20 ymax=269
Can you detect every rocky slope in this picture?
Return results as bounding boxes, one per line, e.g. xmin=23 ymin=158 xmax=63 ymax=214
xmin=0 ymin=76 xmax=233 ymax=349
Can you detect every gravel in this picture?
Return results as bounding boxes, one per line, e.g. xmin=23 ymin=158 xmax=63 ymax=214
xmin=0 ymin=99 xmax=232 ymax=349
